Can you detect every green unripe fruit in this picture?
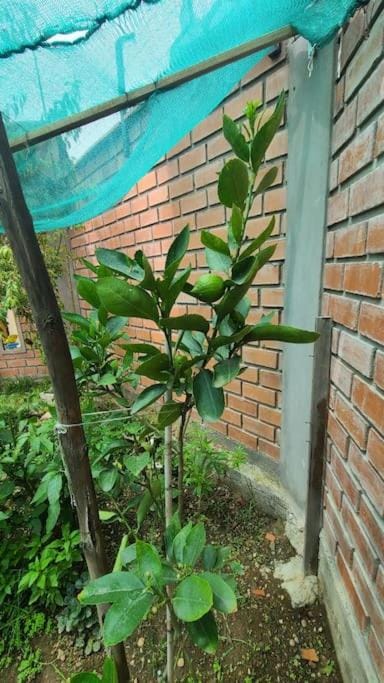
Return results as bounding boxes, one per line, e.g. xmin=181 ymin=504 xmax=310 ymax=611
xmin=191 ymin=274 xmax=225 ymax=303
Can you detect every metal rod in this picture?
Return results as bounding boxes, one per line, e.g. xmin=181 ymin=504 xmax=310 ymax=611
xmin=10 ymin=24 xmax=295 ymax=152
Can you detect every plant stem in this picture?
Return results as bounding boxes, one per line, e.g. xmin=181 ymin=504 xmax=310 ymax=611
xmin=163 ymin=331 xmax=174 ymax=683
xmin=177 ymin=409 xmax=187 ymax=524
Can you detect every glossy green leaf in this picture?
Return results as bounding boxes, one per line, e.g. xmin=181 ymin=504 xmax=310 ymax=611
xmin=97 ymin=373 xmax=116 ymax=387
xmin=161 ymin=315 xmax=209 ymax=334
xmin=223 ymin=115 xmax=249 ymax=162
xmin=218 ymin=158 xmax=249 ymax=209
xmin=172 ymin=576 xmax=213 ymax=622
xmin=136 ymin=353 xmax=170 ymax=381
xmin=165 ymin=225 xmax=190 ymax=273
xmin=172 ymin=522 xmax=193 ymax=564
xmin=136 ymin=540 xmax=162 ymax=579
xmin=97 ymin=278 xmax=158 ymax=320
xmin=47 ymin=473 xmax=62 ymax=505
xmin=79 ymin=572 xmax=144 ymax=605
xmin=231 ymin=255 xmax=257 ymax=285
xmin=77 ymin=277 xmax=101 ymax=308
xmin=163 ymin=267 xmax=192 ymax=314
xmin=158 ymin=401 xmax=183 ymax=428
xmin=201 ymin=572 xmax=237 ymax=614
xmin=183 ymin=522 xmax=206 ymax=567
xmin=202 ymin=545 xmax=218 ymax=570
xmin=205 ymin=248 xmax=232 ymax=273
xmin=201 ymin=230 xmax=230 ymax=256
xmin=131 ymin=384 xmax=167 ymax=414
xmin=122 ymin=342 xmax=159 ymax=356
xmin=104 ymin=592 xmax=154 ymax=646
xmin=96 ymin=248 xmax=143 ymax=280
xmin=125 ymin=453 xmax=151 ymax=477
xmin=193 ymin=370 xmax=225 ymax=422
xmin=187 ymin=611 xmax=218 ymax=653
xmin=98 ymin=469 xmax=118 ymax=493
xmin=231 ymin=205 xmax=243 ymax=244
xmin=105 ymin=316 xmax=128 ymax=336
xmin=46 ymin=500 xmax=60 ymax=535
xmin=99 ymin=510 xmax=117 ymax=522
xmin=134 ymin=250 xmax=156 ymax=291
xmin=213 ymin=357 xmax=241 ymax=388
xmin=136 ymin=479 xmax=162 ymax=528
xmin=63 ymin=311 xmax=90 ymax=331
xmin=70 ymin=673 xmax=100 ymax=683
xmin=255 ymin=166 xmax=278 ymax=195
xmin=241 ymin=216 xmax=275 ymax=258
xmin=101 ymin=657 xmax=118 ymax=683
xmin=251 ymin=93 xmax=285 ymax=173
xmin=244 ymin=324 xmax=320 ymax=344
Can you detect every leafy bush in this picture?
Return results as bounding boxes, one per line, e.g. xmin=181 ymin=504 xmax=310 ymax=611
xmin=57 ymin=573 xmax=102 ymax=656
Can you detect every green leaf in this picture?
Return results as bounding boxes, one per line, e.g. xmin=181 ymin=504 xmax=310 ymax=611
xmin=136 ymin=479 xmax=162 ymax=528
xmin=97 ymin=277 xmax=158 ymax=320
xmin=99 ymin=510 xmax=117 ymax=521
xmin=187 ymin=611 xmax=218 ymax=653
xmin=172 ymin=576 xmax=213 ymax=622
xmin=244 ymin=324 xmax=320 ymax=344
xmin=223 ymin=115 xmax=249 ymax=162
xmin=131 ymin=384 xmax=167 ymax=414
xmin=165 ymin=225 xmax=190 ymax=274
xmin=96 ymin=248 xmax=143 ymax=280
xmin=205 ymin=248 xmax=232 ymax=273
xmin=70 ymin=674 xmax=100 ymax=683
xmin=201 ymin=230 xmax=230 ymax=256
xmin=125 ymin=453 xmax=151 ymax=477
xmin=79 ymin=572 xmax=144 ymax=605
xmin=161 ymin=315 xmax=209 ymax=334
xmin=97 ymin=373 xmax=116 ymax=387
xmin=231 ymin=255 xmax=257 ymax=285
xmin=136 ymin=540 xmax=162 ymax=579
xmin=136 ymin=353 xmax=170 ymax=381
xmin=172 ymin=522 xmax=193 ymax=564
xmin=135 ymin=250 xmax=156 ymax=291
xmin=77 ymin=277 xmax=100 ymax=308
xmin=104 ymin=592 xmax=154 ymax=646
xmin=202 ymin=545 xmax=218 ymax=571
xmin=98 ymin=469 xmax=118 ymax=493
xmin=165 ymin=512 xmax=181 ymax=560
xmin=213 ymin=357 xmax=241 ymax=388
xmin=251 ymin=93 xmax=285 ymax=173
xmin=158 ymin=401 xmax=183 ymax=428
xmin=231 ymin=205 xmax=243 ymax=244
xmin=46 ymin=500 xmax=60 ymax=535
xmin=47 ymin=473 xmax=62 ymax=504
xmin=241 ymin=216 xmax=275 ymax=258
xmin=201 ymin=572 xmax=237 ymax=614
xmin=101 ymin=657 xmax=118 ymax=683
xmin=163 ymin=267 xmax=192 ymax=314
xmin=183 ymin=523 xmax=206 ymax=567
xmin=218 ymin=159 xmax=249 ymax=209
xmin=122 ymin=343 xmax=159 ymax=356
xmin=105 ymin=316 xmax=128 ymax=336
xmin=193 ymin=370 xmax=225 ymax=422
xmin=63 ymin=312 xmax=90 ymax=331
xmin=255 ymin=166 xmax=278 ymax=195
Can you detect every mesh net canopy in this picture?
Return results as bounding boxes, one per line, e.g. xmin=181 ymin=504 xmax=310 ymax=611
xmin=0 ymin=0 xmax=363 ymax=232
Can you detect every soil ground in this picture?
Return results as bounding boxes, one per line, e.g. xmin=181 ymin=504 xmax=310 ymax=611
xmin=9 ymin=482 xmax=342 ymax=683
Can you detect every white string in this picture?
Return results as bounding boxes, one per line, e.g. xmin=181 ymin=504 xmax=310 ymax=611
xmin=55 ymin=406 xmax=132 ymax=434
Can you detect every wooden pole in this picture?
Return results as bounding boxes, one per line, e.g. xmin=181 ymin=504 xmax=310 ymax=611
xmin=9 ymin=25 xmax=295 ymax=152
xmin=303 ymin=317 xmax=332 ymax=576
xmin=0 ymin=114 xmax=130 ymax=683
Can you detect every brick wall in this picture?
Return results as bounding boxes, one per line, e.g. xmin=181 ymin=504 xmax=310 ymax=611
xmin=70 ymin=46 xmax=289 ymax=461
xmin=322 ymin=4 xmax=384 ymax=679
xmin=0 ymin=319 xmax=46 ymax=379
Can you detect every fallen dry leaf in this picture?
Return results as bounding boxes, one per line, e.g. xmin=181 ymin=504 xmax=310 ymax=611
xmin=265 ymin=532 xmax=276 ymax=543
xmin=251 ymin=588 xmax=266 ymax=598
xmin=300 ymin=648 xmax=319 ymax=663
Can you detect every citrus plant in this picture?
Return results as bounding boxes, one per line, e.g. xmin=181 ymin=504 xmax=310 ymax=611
xmin=76 ymin=94 xmax=319 ymax=681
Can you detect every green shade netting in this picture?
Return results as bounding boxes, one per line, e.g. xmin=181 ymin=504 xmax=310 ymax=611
xmin=0 ymin=0 xmax=363 ymax=232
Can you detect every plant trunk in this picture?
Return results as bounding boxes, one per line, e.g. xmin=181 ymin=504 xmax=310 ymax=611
xmin=177 ymin=415 xmax=185 ymax=524
xmin=0 ymin=115 xmax=129 ymax=683
xmin=164 ymin=386 xmax=174 ymax=683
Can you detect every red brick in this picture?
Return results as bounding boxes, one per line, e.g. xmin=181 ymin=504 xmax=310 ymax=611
xmin=333 ymin=222 xmax=367 ymax=257
xmin=327 ymin=411 xmax=349 ymax=457
xmin=265 ymin=130 xmax=288 ymax=161
xmin=259 ymin=405 xmax=281 ymax=427
xmin=156 ymin=159 xmax=178 ymax=185
xmin=375 ymin=111 xmax=384 ymax=157
xmin=374 ymin=352 xmax=384 ymax=391
xmin=228 ymin=425 xmax=257 ymax=451
xmin=258 ymin=438 xmax=279 ymax=460
xmin=265 ymin=65 xmax=289 ymax=102
xmin=335 ymin=393 xmax=368 ymax=449
xmin=224 ymin=81 xmax=263 ymax=121
xmin=137 ymin=170 xmax=156 ymax=194
xmin=325 ymin=494 xmax=354 ymax=565
xmin=345 ymin=18 xmax=384 ymax=99
xmin=344 ymin=262 xmax=382 ymax=298
xmin=339 ymin=125 xmax=375 ymax=183
xmin=340 ymin=10 xmax=366 ymax=71
xmin=368 ymin=626 xmax=384 ymax=682
xmin=167 ymin=134 xmax=191 ymax=159
xmin=357 ymin=60 xmax=384 ymax=124
xmin=331 ymin=445 xmax=360 ymax=508
xmin=158 ymin=201 xmax=180 ymax=221
xmin=324 ymin=263 xmax=344 ymax=290
xmin=352 ymin=376 xmax=384 ymax=433
xmin=259 ymin=370 xmax=282 ymax=391
xmin=170 ymin=175 xmax=193 ymax=199
xmin=328 ymin=190 xmax=349 ymax=225
xmin=359 ymin=302 xmax=384 ymax=345
xmin=332 ymin=100 xmax=357 ymax=153
xmin=207 ymin=133 xmax=231 ymax=160
xmin=243 ymin=416 xmax=275 ymax=441
xmin=331 ymin=357 xmax=353 ymax=398
xmin=350 ymin=166 xmax=384 ymax=217
xmin=367 ymin=428 xmax=384 ymax=475
xmin=260 ymin=288 xmax=284 ymax=308
xmin=148 ymin=185 xmax=169 ymax=207
xmin=325 ymin=465 xmax=343 ymax=509
xmin=180 ymin=191 xmax=207 ymax=215
xmin=359 ymin=494 xmax=384 ymax=563
xmin=339 ymin=331 xmax=374 ymax=377
xmin=228 ymin=394 xmax=257 ymax=418
xmin=336 ymin=550 xmax=367 ymax=630
xmin=349 ymin=441 xmax=384 ymax=515
xmin=179 ymin=146 xmax=206 ymax=174
xmin=196 ymin=206 xmax=225 ymax=229
xmin=352 ymin=557 xmax=384 ymax=643
xmin=243 ymin=346 xmax=278 ymax=369
xmin=327 ymin=294 xmax=360 ymax=330
xmin=130 ymin=194 xmax=147 ymax=214
xmin=192 ymin=109 xmax=222 ymax=143
xmin=264 ymin=187 xmax=286 ymax=213
xmin=194 ymin=159 xmax=222 ymax=189
xmin=342 ymin=499 xmax=379 ymax=578
xmin=367 ymin=215 xmax=384 ymax=254
xmin=242 ymin=383 xmax=276 ymax=406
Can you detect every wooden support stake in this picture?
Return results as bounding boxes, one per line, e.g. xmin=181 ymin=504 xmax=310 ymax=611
xmin=0 ymin=114 xmax=130 ymax=683
xmin=303 ymin=317 xmax=332 ymax=576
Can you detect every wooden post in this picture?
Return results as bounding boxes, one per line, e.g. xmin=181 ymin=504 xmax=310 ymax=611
xmin=303 ymin=317 xmax=332 ymax=576
xmin=0 ymin=114 xmax=130 ymax=683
